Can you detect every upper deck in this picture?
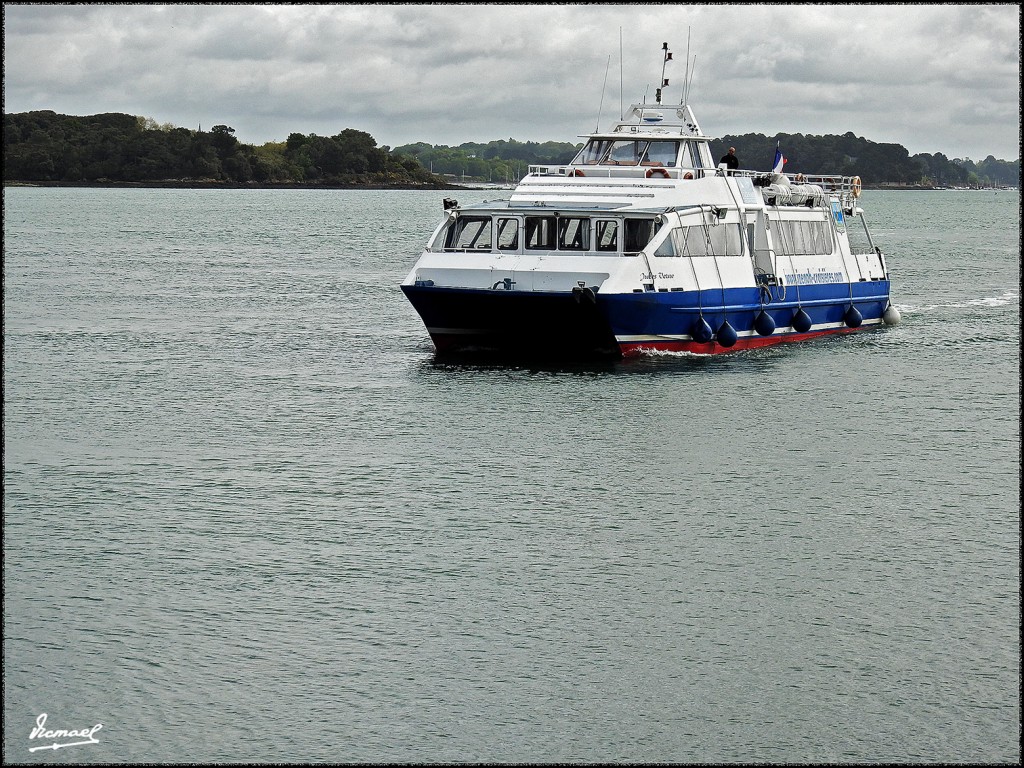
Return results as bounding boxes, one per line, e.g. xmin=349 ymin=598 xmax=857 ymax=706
xmin=533 ymin=102 xmax=717 ymax=182
xmin=513 ymin=98 xmax=861 ymax=213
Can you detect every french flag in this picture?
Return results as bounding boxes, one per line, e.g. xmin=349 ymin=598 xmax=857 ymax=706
xmin=772 ymin=143 xmax=787 ymax=174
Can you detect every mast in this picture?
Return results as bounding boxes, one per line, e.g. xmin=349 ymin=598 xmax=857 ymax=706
xmin=681 ymin=28 xmax=691 ymax=104
xmin=595 ymin=55 xmax=611 ymax=132
xmin=655 ymin=42 xmax=672 ymax=105
xmin=619 ymin=28 xmax=624 ymax=119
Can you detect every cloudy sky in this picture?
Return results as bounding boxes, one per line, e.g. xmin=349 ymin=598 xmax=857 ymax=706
xmin=3 ymin=4 xmax=1020 ymax=161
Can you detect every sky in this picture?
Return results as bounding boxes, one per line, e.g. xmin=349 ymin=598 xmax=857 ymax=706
xmin=3 ymin=3 xmax=1020 ymax=162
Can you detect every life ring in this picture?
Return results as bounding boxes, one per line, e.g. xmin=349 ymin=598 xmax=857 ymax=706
xmin=851 ymin=176 xmax=862 ymax=197
xmin=569 ymin=169 xmax=585 ymax=177
xmin=645 ymin=167 xmax=670 ymax=179
xmin=682 ymin=171 xmax=694 ymax=180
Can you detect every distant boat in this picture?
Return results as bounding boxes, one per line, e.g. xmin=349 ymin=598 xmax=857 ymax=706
xmin=401 ymin=43 xmax=900 ymax=357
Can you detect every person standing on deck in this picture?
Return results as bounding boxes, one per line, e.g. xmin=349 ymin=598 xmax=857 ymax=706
xmin=719 ymin=146 xmax=739 ymax=170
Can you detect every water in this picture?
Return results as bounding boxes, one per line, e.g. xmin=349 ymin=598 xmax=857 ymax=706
xmin=3 ymin=186 xmax=1019 ymax=763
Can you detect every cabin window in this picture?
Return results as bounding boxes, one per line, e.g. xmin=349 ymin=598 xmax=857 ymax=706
xmin=774 ymin=220 xmax=834 ymax=256
xmin=679 ymin=143 xmax=693 ymax=169
xmin=444 ymin=216 xmax=492 ymax=250
xmin=525 ymin=216 xmax=557 ymax=250
xmin=623 ymin=219 xmax=656 ymax=252
xmin=558 ymin=217 xmax=590 ymax=251
xmin=573 ymin=140 xmax=613 ymax=165
xmin=690 ymin=143 xmax=706 ymax=169
xmin=654 ymin=234 xmax=676 ymax=257
xmin=641 ymin=141 xmax=679 ymax=167
xmin=604 ymin=140 xmax=648 ymax=166
xmin=845 ymin=213 xmax=875 ymax=255
xmin=595 ymin=220 xmax=618 ymax=251
xmin=667 ymin=224 xmax=744 ymax=257
xmin=496 ymin=218 xmax=519 ymax=250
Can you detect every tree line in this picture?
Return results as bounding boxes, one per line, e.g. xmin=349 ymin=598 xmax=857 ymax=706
xmin=3 ymin=110 xmax=1019 ymax=188
xmin=393 ymin=139 xmax=581 ymax=184
xmin=706 ymin=134 xmax=1018 ymax=188
xmin=3 ymin=111 xmax=444 ymax=185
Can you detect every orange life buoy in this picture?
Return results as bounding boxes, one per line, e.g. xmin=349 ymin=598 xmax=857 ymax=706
xmin=645 ymin=167 xmax=670 ymax=179
xmin=682 ymin=171 xmax=694 ymax=180
xmin=851 ymin=176 xmax=862 ymax=197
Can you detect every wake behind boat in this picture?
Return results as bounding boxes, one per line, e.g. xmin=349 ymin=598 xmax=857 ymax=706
xmin=401 ymin=43 xmax=900 ymax=358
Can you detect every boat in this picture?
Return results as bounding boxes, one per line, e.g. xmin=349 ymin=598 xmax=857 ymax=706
xmin=401 ymin=43 xmax=900 ymax=358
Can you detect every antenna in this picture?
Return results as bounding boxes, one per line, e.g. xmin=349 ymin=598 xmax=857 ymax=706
xmin=685 ymin=56 xmax=697 ymax=105
xmin=619 ymin=27 xmax=624 ymax=119
xmin=681 ymin=28 xmax=691 ymax=104
xmin=595 ymin=55 xmax=611 ymax=132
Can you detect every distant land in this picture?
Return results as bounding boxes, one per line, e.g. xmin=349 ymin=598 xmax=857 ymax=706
xmin=4 ymin=110 xmax=1019 ymax=189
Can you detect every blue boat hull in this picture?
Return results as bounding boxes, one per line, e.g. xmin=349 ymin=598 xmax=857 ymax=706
xmin=402 ymin=281 xmax=891 ymax=357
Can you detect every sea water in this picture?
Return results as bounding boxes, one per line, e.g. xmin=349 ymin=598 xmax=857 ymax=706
xmin=3 ymin=186 xmax=1019 ymax=763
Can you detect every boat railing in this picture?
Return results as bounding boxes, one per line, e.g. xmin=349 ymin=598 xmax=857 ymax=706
xmin=527 ymin=164 xmax=708 ymax=180
xmin=723 ymin=169 xmax=860 ymax=192
xmin=529 ymin=165 xmax=859 ymax=187
xmin=526 ymin=165 xmax=863 ymax=203
xmin=783 ymin=173 xmax=862 ymax=196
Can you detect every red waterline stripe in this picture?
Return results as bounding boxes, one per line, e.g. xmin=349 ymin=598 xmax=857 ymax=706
xmin=618 ymin=327 xmax=858 ymax=356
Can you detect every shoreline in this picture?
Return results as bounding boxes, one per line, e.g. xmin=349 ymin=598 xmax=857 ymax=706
xmin=3 ymin=179 xmax=464 ymax=190
xmin=4 ymin=180 xmax=1014 ymax=192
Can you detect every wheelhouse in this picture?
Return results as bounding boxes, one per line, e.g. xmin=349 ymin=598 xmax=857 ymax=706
xmin=569 ymin=137 xmax=714 ymax=174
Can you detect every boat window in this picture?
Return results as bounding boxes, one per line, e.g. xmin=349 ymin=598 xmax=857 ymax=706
xmin=624 ymin=219 xmax=656 ymax=252
xmin=669 ymin=224 xmax=744 ymax=256
xmin=689 ymin=142 xmax=705 ymax=169
xmin=678 ymin=142 xmax=694 ymax=171
xmin=558 ymin=217 xmax=590 ymax=251
xmin=774 ymin=220 xmax=834 ymax=256
xmin=603 ymin=140 xmax=649 ymax=166
xmin=595 ymin=220 xmax=618 ymax=251
xmin=496 ymin=218 xmax=519 ymax=250
xmin=845 ymin=214 xmax=875 ymax=255
xmin=654 ymin=231 xmax=676 ymax=256
xmin=573 ymin=140 xmax=613 ymax=165
xmin=525 ymin=216 xmax=556 ymax=250
xmin=641 ymin=141 xmax=679 ymax=167
xmin=444 ymin=216 xmax=492 ymax=250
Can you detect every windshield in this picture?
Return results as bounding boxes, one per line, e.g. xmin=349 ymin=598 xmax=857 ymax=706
xmin=572 ymin=139 xmax=681 ymax=167
xmin=572 ymin=140 xmax=612 ymax=165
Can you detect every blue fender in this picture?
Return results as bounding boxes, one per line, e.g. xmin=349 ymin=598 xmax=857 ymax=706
xmin=692 ymin=316 xmax=713 ymax=343
xmin=792 ymin=308 xmax=812 ymax=333
xmin=754 ymin=310 xmax=776 ymax=336
xmin=717 ymin=320 xmax=738 ymax=348
xmin=844 ymin=305 xmax=863 ymax=328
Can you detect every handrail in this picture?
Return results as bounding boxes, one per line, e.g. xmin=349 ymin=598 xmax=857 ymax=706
xmin=524 ymin=164 xmax=863 ymax=210
xmin=528 ymin=164 xmax=861 ymax=190
xmin=526 ymin=164 xmax=702 ymax=180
